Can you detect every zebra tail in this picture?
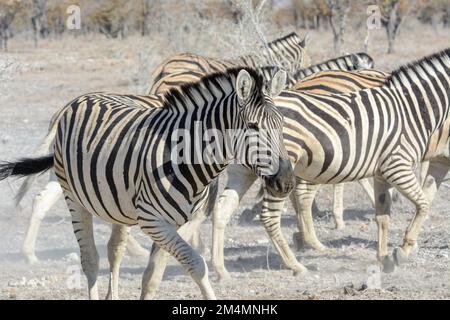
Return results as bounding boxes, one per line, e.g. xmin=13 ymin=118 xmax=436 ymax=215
xmin=14 ymin=112 xmax=60 ymax=207
xmin=0 ymin=155 xmax=54 ymax=182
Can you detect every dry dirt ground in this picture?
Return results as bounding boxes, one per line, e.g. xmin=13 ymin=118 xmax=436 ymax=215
xmin=0 ymin=26 xmax=449 ymax=300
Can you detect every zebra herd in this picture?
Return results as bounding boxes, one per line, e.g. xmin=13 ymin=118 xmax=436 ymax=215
xmin=0 ymin=31 xmax=449 ymax=300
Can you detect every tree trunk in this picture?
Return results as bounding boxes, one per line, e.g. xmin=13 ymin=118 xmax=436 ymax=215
xmin=327 ymin=0 xmax=350 ymax=54
xmin=141 ymin=0 xmax=150 ymax=36
xmin=381 ymin=0 xmax=405 ymax=54
xmin=31 ymin=0 xmax=48 ymax=48
xmin=0 ymin=3 xmax=20 ymax=52
xmin=387 ymin=30 xmax=395 ymax=54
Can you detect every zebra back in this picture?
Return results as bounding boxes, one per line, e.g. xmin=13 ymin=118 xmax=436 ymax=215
xmin=289 ymin=52 xmax=374 ymax=85
xmin=291 ymin=69 xmax=389 ymax=94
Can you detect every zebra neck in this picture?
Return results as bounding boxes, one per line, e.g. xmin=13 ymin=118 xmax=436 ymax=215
xmin=164 ymin=91 xmax=241 ymax=174
xmin=388 ymin=59 xmax=450 ymax=135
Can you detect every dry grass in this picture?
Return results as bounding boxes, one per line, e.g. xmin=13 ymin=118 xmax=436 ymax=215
xmin=0 ymin=19 xmax=449 ymax=300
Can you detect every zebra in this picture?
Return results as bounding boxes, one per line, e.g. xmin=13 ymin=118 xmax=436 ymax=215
xmin=211 ymin=68 xmax=390 ymax=280
xmin=0 ymin=67 xmax=294 ymax=299
xmin=145 ymin=51 xmax=386 ymax=279
xmin=15 ymin=96 xmax=165 ymax=265
xmin=14 ymin=32 xmax=308 ymax=266
xmin=242 ymin=48 xmax=450 ymax=276
xmin=148 ymin=51 xmax=378 ymax=229
xmin=147 ymin=32 xmax=309 ymax=95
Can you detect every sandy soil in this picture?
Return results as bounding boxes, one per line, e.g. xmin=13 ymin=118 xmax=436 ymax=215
xmin=0 ymin=25 xmax=449 ymax=300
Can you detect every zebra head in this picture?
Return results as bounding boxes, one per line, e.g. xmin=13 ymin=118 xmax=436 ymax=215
xmin=234 ymin=67 xmax=295 ymax=197
xmin=265 ymin=32 xmax=310 ymax=74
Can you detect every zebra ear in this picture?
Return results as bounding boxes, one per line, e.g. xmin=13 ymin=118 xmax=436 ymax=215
xmin=270 ymin=69 xmax=287 ymax=96
xmin=236 ymin=69 xmax=253 ymax=103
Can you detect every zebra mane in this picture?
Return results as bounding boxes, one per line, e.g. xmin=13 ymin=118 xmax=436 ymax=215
xmin=387 ymin=48 xmax=450 ymax=85
xmin=161 ymin=67 xmax=264 ymax=110
xmin=315 ymin=52 xmax=371 ymax=69
xmin=268 ymin=32 xmax=302 ymax=48
xmin=291 ymin=52 xmax=374 ymax=81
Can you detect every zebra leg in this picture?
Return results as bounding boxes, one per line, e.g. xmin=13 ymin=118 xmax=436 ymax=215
xmin=332 ymin=183 xmax=345 ymax=230
xmin=22 ymin=175 xmax=62 ymax=264
xmin=126 ymin=232 xmax=149 ymax=259
xmin=212 ymin=166 xmax=256 ymax=281
xmin=419 ymin=161 xmax=430 ymax=187
xmin=65 ymin=194 xmax=99 ymax=300
xmin=191 ymin=229 xmax=208 ymax=257
xmin=291 ymin=180 xmax=326 ymax=251
xmin=140 ymin=208 xmax=209 ymax=299
xmin=373 ymin=177 xmax=394 ymax=273
xmin=140 ymin=243 xmax=169 ymax=300
xmin=106 ymin=224 xmax=130 ymax=300
xmin=261 ymin=192 xmax=307 ymax=275
xmin=332 ymin=179 xmax=375 ymax=231
xmin=139 ymin=212 xmax=214 ymax=299
xmin=421 ymin=158 xmax=449 ymax=202
xmin=380 ymin=164 xmax=431 ymax=267
xmin=359 ymin=178 xmax=375 ymax=206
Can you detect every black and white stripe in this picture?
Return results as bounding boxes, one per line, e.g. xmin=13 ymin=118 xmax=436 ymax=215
xmin=211 ymin=68 xmax=391 ymax=279
xmin=0 ymin=67 xmax=294 ymax=300
xmin=262 ymin=48 xmax=450 ymax=274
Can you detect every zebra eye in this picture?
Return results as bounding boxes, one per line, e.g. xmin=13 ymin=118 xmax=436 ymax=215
xmin=248 ymin=122 xmax=259 ymax=131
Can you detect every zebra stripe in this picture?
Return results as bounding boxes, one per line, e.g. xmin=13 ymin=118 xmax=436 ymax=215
xmin=211 ymin=68 xmax=391 ymax=279
xmin=267 ymin=48 xmax=450 ymax=273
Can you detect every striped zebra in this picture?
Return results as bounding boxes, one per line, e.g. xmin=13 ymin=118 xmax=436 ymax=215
xmin=0 ymin=67 xmax=294 ymax=299
xmin=149 ymin=51 xmax=377 ymax=228
xmin=14 ymin=33 xmax=308 ymax=266
xmin=144 ymin=51 xmax=385 ymax=279
xmin=251 ymin=48 xmax=450 ymax=275
xmin=15 ymin=96 xmax=164 ymax=265
xmin=147 ymin=32 xmax=308 ymax=95
xmin=211 ymin=68 xmax=390 ymax=280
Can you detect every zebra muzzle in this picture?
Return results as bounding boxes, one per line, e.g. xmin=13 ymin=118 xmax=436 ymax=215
xmin=264 ymin=158 xmax=295 ymax=197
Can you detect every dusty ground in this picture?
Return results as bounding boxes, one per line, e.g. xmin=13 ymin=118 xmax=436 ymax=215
xmin=0 ymin=25 xmax=449 ymax=300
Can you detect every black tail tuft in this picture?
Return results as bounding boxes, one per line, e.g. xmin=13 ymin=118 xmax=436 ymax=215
xmin=0 ymin=155 xmax=54 ymax=181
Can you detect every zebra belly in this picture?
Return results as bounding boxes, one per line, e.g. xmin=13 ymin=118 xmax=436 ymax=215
xmin=60 ymin=143 xmax=140 ymax=226
xmin=293 ymin=149 xmax=378 ymax=185
xmin=65 ymin=173 xmax=139 ymax=226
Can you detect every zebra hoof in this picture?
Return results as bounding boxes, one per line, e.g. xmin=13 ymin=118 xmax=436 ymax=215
xmin=293 ymin=232 xmax=326 ymax=252
xmin=215 ymin=270 xmax=232 ymax=282
xmin=24 ymin=253 xmax=39 ymax=265
xmin=292 ymin=266 xmax=308 ymax=277
xmin=381 ymin=256 xmax=396 ymax=273
xmin=393 ymin=247 xmax=408 ymax=266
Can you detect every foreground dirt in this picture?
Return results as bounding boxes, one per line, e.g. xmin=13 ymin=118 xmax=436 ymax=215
xmin=0 ymin=27 xmax=449 ymax=300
